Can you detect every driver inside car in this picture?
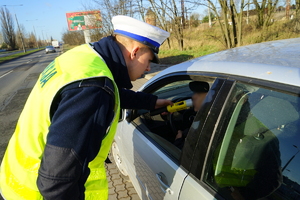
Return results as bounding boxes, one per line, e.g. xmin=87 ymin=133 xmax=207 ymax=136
xmin=174 ymin=81 xmax=209 ymax=149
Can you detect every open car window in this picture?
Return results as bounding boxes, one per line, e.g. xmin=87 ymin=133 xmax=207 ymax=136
xmin=131 ymin=76 xmax=216 ymax=162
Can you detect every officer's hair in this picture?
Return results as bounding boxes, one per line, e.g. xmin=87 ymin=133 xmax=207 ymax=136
xmin=113 ymin=34 xmax=150 ymax=53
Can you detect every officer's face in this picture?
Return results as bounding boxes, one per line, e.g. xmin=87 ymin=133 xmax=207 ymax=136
xmin=127 ymin=47 xmax=153 ymax=81
xmin=192 ymin=92 xmax=207 ymax=112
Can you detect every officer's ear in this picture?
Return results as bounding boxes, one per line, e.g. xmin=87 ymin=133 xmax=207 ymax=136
xmin=130 ymin=46 xmax=140 ymax=60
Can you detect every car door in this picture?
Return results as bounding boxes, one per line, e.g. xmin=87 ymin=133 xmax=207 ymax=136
xmin=115 ymin=73 xmax=227 ymax=200
xmin=181 ymin=79 xmax=300 ymax=200
xmin=178 ymin=78 xmax=234 ymax=200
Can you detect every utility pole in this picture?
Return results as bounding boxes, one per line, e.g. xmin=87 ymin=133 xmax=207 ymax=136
xmin=247 ymin=0 xmax=250 ymax=24
xmin=15 ymin=14 xmax=26 ymax=52
xmin=33 ymin=26 xmax=39 ymax=49
xmin=41 ymin=30 xmax=45 ymax=46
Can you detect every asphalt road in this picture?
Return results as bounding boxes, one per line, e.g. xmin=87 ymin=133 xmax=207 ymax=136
xmin=0 ymin=49 xmax=59 ymax=160
xmin=0 ymin=48 xmax=140 ymax=200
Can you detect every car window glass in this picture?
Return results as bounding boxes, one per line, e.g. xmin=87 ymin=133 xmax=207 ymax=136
xmin=133 ymin=78 xmax=215 ymax=161
xmin=152 ymin=80 xmax=192 ymax=99
xmin=204 ymin=82 xmax=300 ymax=200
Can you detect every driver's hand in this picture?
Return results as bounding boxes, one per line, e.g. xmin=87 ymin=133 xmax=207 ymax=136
xmin=176 ymin=130 xmax=183 ymax=139
xmin=155 ymin=99 xmax=173 ymax=109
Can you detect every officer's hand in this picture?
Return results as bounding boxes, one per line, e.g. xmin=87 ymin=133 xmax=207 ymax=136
xmin=155 ymin=99 xmax=173 ymax=109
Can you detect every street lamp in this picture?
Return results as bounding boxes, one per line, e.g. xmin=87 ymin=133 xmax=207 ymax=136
xmin=282 ymin=145 xmax=300 ymax=172
xmin=26 ymin=19 xmax=39 ymax=49
xmin=41 ymin=30 xmax=51 ymax=46
xmin=2 ymin=4 xmax=26 ymax=52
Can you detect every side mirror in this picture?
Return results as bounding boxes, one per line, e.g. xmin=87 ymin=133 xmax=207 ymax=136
xmin=125 ymin=109 xmax=134 ymax=122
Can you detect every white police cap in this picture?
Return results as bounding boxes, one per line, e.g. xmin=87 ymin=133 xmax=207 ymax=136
xmin=112 ymin=15 xmax=170 ymax=63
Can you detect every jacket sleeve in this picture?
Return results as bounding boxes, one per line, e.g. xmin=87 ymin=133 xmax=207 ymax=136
xmin=119 ymin=88 xmax=158 ymax=110
xmin=37 ymin=81 xmax=114 ymax=200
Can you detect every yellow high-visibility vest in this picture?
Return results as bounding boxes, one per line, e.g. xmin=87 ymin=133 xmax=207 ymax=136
xmin=0 ymin=44 xmax=120 ymax=200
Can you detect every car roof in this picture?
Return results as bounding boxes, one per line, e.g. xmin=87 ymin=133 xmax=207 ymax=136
xmin=151 ymin=38 xmax=300 ymax=88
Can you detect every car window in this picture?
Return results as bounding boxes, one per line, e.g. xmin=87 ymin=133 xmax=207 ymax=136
xmin=152 ymin=80 xmax=192 ymax=99
xmin=203 ymin=82 xmax=300 ymax=200
xmin=132 ymin=77 xmax=215 ymax=161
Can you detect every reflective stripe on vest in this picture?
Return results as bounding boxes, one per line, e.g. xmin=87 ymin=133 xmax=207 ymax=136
xmin=0 ymin=44 xmax=120 ymax=200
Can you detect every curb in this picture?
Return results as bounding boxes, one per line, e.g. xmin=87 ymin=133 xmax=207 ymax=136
xmin=0 ymin=49 xmax=45 ymax=65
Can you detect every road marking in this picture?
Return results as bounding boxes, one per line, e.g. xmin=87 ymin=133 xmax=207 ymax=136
xmin=0 ymin=70 xmax=13 ymax=79
xmin=26 ymin=59 xmax=32 ymax=63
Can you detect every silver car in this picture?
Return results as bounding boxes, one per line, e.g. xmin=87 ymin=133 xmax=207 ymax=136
xmin=45 ymin=45 xmax=56 ymax=54
xmin=111 ymin=38 xmax=300 ymax=200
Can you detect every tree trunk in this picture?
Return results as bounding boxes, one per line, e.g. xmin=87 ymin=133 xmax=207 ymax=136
xmin=263 ymin=0 xmax=279 ymax=29
xmin=209 ymin=0 xmax=228 ymax=48
xmin=230 ymin=0 xmax=238 ymax=47
xmin=236 ymin=0 xmax=245 ymax=46
xmin=219 ymin=0 xmax=232 ymax=48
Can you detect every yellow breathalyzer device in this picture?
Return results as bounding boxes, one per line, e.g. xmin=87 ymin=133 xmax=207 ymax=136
xmin=150 ymin=99 xmax=193 ymax=116
xmin=166 ymin=99 xmax=193 ymax=112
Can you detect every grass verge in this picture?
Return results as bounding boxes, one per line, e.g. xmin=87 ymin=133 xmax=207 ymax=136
xmin=0 ymin=48 xmax=44 ymax=64
xmin=159 ymin=45 xmax=220 ymax=64
xmin=0 ymin=49 xmax=20 ymax=55
xmin=62 ymin=44 xmax=77 ymax=52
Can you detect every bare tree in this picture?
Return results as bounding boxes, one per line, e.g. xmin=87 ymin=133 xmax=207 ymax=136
xmin=27 ymin=32 xmax=37 ymax=48
xmin=193 ymin=0 xmax=245 ymax=48
xmin=296 ymin=0 xmax=300 ymax=17
xmin=136 ymin=0 xmax=146 ymax=21
xmin=84 ymin=0 xmax=199 ymax=50
xmin=0 ymin=7 xmax=16 ymax=50
xmin=148 ymin=0 xmax=186 ymax=50
xmin=253 ymin=0 xmax=279 ymax=28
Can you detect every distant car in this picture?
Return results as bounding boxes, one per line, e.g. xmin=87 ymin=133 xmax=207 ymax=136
xmin=45 ymin=46 xmax=56 ymax=54
xmin=111 ymin=38 xmax=300 ymax=200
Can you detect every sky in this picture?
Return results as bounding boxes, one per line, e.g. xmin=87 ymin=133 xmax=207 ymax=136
xmin=1 ymin=0 xmax=86 ymax=41
xmin=1 ymin=0 xmax=208 ymax=42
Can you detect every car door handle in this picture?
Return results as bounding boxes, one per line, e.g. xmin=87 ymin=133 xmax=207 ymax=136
xmin=156 ymin=172 xmax=174 ymax=195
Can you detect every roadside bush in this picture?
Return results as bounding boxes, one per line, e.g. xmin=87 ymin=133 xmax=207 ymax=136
xmin=1 ymin=42 xmax=7 ymax=49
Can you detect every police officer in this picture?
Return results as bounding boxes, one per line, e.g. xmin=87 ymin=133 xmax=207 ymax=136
xmin=0 ymin=15 xmax=172 ymax=200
